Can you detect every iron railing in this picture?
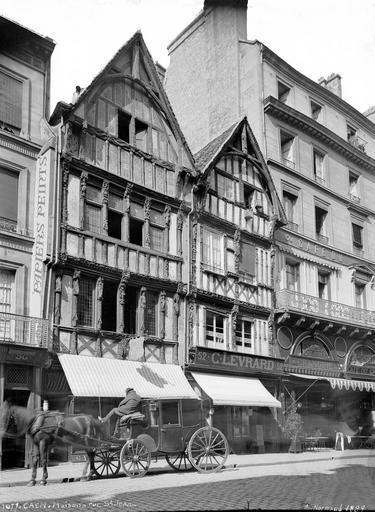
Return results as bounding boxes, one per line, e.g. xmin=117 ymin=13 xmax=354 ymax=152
xmin=276 ymin=289 xmax=375 ymax=329
xmin=0 ymin=312 xmax=50 ymax=348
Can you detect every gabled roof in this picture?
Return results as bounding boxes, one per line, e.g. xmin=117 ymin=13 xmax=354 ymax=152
xmin=51 ymin=31 xmax=194 ymax=166
xmin=194 ymin=117 xmax=287 ymax=225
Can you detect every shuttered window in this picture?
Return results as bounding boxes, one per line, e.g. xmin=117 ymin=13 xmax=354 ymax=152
xmin=239 ymin=242 xmax=255 ymax=275
xmin=0 ymin=71 xmax=22 ymax=129
xmin=352 ymin=223 xmax=363 ymax=248
xmin=0 ymin=168 xmax=18 ymax=222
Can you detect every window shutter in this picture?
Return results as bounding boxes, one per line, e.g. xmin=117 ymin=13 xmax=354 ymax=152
xmin=240 ymin=242 xmax=255 ymax=275
xmin=0 ymin=169 xmax=18 ymax=221
xmin=0 ymin=72 xmax=22 ymax=129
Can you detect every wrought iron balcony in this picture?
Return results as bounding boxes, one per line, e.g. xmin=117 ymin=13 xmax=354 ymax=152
xmin=0 ymin=312 xmax=51 ymax=348
xmin=276 ymin=289 xmax=375 ymax=329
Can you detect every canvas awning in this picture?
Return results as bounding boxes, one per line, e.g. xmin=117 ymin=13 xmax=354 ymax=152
xmin=57 ymin=354 xmax=199 ymax=400
xmin=289 ymin=373 xmax=375 ymax=392
xmin=190 ymin=372 xmax=281 ymax=408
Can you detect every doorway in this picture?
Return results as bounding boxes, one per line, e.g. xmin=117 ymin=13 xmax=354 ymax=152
xmin=2 ymin=389 xmax=30 ymax=468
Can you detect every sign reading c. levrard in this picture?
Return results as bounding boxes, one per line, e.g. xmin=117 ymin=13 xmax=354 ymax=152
xmin=30 ymin=149 xmax=51 ymax=318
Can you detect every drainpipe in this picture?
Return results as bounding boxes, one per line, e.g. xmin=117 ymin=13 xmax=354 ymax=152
xmin=183 ymin=177 xmax=195 ymax=373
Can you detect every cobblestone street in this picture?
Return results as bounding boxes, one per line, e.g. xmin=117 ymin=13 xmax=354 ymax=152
xmin=1 ymin=451 xmax=375 ymax=510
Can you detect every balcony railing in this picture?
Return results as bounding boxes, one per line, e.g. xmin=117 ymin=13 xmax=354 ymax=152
xmin=0 ymin=312 xmax=50 ymax=348
xmin=276 ymin=289 xmax=375 ymax=329
xmin=348 ymin=134 xmax=367 ymax=153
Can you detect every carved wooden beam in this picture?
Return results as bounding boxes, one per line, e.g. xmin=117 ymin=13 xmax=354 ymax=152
xmin=277 ymin=312 xmax=290 ymax=324
xmin=323 ymin=323 xmax=333 ymax=333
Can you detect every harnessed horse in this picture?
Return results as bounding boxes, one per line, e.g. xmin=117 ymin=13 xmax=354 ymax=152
xmin=0 ymin=401 xmax=105 ymax=486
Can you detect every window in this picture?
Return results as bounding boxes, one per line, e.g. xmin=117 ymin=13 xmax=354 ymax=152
xmin=129 ymin=202 xmax=144 ymax=246
xmin=243 ymin=185 xmax=254 ymax=210
xmin=313 ymin=149 xmax=325 ymax=183
xmin=0 ymin=71 xmax=22 ymax=132
xmin=206 ymin=311 xmax=226 ymax=348
xmin=84 ymin=185 xmax=101 ymax=233
xmin=135 ymin=119 xmax=148 ymax=152
xmin=101 ymin=280 xmax=117 ymax=331
xmin=77 ymin=277 xmax=95 ymax=327
xmin=315 ymin=206 xmax=328 ymax=243
xmin=283 ymin=191 xmax=298 ymax=231
xmin=239 ymin=241 xmax=255 ymax=276
xmin=149 ymin=208 xmax=164 ymax=252
xmin=162 ymin=401 xmax=179 ymax=425
xmin=226 ymin=237 xmax=235 ymax=273
xmin=354 ymin=283 xmax=366 ymax=309
xmin=123 ymin=286 xmax=137 ymax=334
xmin=202 ymin=228 xmax=222 ymax=271
xmin=310 ymin=100 xmax=322 ymax=121
xmin=235 ymin=319 xmax=252 ymax=353
xmin=277 ymin=81 xmax=290 ymax=104
xmin=318 ymin=271 xmax=330 ymax=300
xmin=349 ymin=172 xmax=360 ymax=201
xmin=280 ymin=131 xmax=295 ymax=168
xmin=286 ymin=262 xmax=299 ymax=291
xmin=347 ymin=124 xmax=357 ymax=143
xmin=0 ymin=168 xmax=18 ymax=229
xmin=144 ymin=291 xmax=158 ymax=336
xmin=118 ymin=111 xmax=131 ymax=143
xmin=0 ymin=270 xmax=14 ymax=340
xmin=352 ymin=223 xmax=363 ymax=250
xmin=108 ymin=193 xmax=123 ymax=240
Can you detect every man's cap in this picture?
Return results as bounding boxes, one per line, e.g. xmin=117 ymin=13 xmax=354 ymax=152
xmin=126 ymin=387 xmax=134 ymax=393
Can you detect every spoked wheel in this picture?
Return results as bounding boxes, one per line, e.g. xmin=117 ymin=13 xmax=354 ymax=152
xmin=93 ymin=448 xmax=121 ymax=478
xmin=165 ymin=451 xmax=194 ymax=472
xmin=187 ymin=427 xmax=229 ymax=473
xmin=120 ymin=439 xmax=151 ymax=478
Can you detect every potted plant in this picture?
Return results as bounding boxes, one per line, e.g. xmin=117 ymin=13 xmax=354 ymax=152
xmin=283 ymin=401 xmax=304 ymax=453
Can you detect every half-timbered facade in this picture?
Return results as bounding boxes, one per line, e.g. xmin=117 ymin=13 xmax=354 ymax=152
xmin=45 ymin=32 xmax=195 ymax=426
xmin=186 ymin=118 xmax=286 ymax=452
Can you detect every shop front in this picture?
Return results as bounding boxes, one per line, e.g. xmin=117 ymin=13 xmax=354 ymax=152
xmin=0 ymin=345 xmax=50 ymax=469
xmin=187 ymin=347 xmax=284 ymax=454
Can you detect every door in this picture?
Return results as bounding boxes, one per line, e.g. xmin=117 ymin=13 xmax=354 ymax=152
xmin=159 ymin=400 xmax=184 ymax=453
xmin=2 ymin=389 xmax=30 ymax=468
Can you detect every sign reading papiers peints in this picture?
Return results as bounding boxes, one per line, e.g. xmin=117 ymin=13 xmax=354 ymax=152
xmin=30 ymin=149 xmax=51 ymax=317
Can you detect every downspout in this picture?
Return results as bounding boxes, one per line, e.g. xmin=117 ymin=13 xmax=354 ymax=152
xmin=183 ymin=175 xmax=195 ymax=374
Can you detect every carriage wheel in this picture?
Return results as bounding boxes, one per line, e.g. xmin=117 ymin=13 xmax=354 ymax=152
xmin=93 ymin=448 xmax=121 ymax=478
xmin=187 ymin=427 xmax=229 ymax=473
xmin=120 ymin=439 xmax=151 ymax=478
xmin=165 ymin=451 xmax=194 ymax=471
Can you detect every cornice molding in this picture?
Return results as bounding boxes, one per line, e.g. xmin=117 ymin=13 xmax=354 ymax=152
xmin=0 ymin=130 xmax=41 ymax=158
xmin=264 ymin=96 xmax=375 ymax=173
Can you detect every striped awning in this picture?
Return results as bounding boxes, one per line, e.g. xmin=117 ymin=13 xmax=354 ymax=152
xmin=277 ymin=243 xmax=340 ymax=270
xmin=289 ymin=373 xmax=375 ymax=392
xmin=57 ymin=354 xmax=199 ymax=400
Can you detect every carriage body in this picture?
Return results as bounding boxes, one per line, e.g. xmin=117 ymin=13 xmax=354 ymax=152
xmin=93 ymin=397 xmax=229 ymax=478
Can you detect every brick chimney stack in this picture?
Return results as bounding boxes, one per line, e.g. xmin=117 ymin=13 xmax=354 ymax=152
xmin=318 ymin=73 xmax=342 ymax=98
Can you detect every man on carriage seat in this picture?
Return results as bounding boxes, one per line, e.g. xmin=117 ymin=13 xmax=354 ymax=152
xmin=98 ymin=388 xmax=142 ymax=435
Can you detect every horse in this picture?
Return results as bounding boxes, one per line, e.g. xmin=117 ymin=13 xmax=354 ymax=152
xmin=0 ymin=401 xmax=105 ymax=486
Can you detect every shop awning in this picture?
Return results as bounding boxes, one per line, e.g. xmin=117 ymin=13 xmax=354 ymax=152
xmin=289 ymin=373 xmax=375 ymax=392
xmin=191 ymin=372 xmax=281 ymax=408
xmin=57 ymin=354 xmax=199 ymax=400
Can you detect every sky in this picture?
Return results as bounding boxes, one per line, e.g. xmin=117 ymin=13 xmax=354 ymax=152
xmin=1 ymin=0 xmax=375 ymax=115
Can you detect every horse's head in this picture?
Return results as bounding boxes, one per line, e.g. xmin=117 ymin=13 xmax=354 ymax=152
xmin=0 ymin=401 xmax=12 ymax=438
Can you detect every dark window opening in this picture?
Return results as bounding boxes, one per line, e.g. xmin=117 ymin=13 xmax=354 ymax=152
xmin=101 ymin=280 xmax=117 ymax=331
xmin=244 ymin=186 xmax=254 ymax=209
xmin=124 ymin=286 xmax=137 ymax=334
xmin=162 ymin=401 xmax=179 ymax=425
xmin=278 ymin=81 xmax=290 ymax=103
xmin=129 ymin=218 xmax=143 ymax=245
xmin=135 ymin=119 xmax=148 ymax=152
xmin=352 ymin=223 xmax=363 ymax=248
xmin=315 ymin=206 xmax=327 ymax=236
xmin=108 ymin=209 xmax=122 ymax=239
xmin=144 ymin=291 xmax=157 ymax=336
xmin=118 ymin=111 xmax=131 ymax=143
xmin=311 ymin=100 xmax=322 ymax=121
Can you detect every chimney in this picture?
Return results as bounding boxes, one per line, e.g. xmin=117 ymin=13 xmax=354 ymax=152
xmin=318 ymin=73 xmax=342 ymax=98
xmin=155 ymin=61 xmax=166 ymax=85
xmin=204 ymin=0 xmax=248 ymax=40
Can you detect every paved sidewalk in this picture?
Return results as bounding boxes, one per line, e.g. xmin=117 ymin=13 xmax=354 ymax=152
xmin=1 ymin=448 xmax=374 ymax=487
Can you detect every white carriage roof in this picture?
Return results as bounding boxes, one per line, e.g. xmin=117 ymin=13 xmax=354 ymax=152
xmin=289 ymin=373 xmax=375 ymax=392
xmin=191 ymin=372 xmax=281 ymax=408
xmin=57 ymin=354 xmax=199 ymax=400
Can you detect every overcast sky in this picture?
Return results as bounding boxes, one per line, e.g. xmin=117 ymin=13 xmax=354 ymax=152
xmin=2 ymin=0 xmax=375 ymax=115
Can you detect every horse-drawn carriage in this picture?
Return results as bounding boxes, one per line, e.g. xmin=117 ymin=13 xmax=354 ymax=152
xmin=92 ymin=397 xmax=229 ymax=478
xmin=0 ymin=396 xmax=229 ymax=485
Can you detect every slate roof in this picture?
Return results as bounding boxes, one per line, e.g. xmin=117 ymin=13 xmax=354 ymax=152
xmin=194 ymin=121 xmax=240 ymax=173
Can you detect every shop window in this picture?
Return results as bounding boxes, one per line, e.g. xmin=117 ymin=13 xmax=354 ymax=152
xmin=135 ymin=119 xmax=148 ymax=152
xmin=239 ymin=241 xmax=255 ymax=276
xmin=84 ymin=185 xmax=101 ymax=234
xmin=206 ymin=310 xmax=226 ymax=348
xmin=235 ymin=319 xmax=252 ymax=353
xmin=280 ymin=131 xmax=295 ymax=168
xmin=118 ymin=111 xmax=131 ymax=143
xmin=144 ymin=291 xmax=158 ymax=336
xmin=123 ymin=286 xmax=137 ymax=334
xmin=202 ymin=228 xmax=223 ymax=272
xmin=315 ymin=206 xmax=328 ymax=243
xmin=0 ymin=269 xmax=15 ymax=340
xmin=0 ymin=168 xmax=18 ymax=230
xmin=162 ymin=401 xmax=179 ymax=425
xmin=0 ymin=70 xmax=22 ymax=132
xmin=232 ymin=407 xmax=250 ymax=438
xmin=286 ymin=262 xmax=299 ymax=291
xmin=77 ymin=277 xmax=95 ymax=327
xmin=101 ymin=280 xmax=117 ymax=331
